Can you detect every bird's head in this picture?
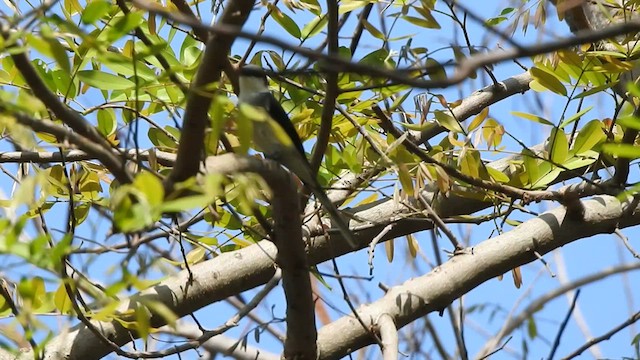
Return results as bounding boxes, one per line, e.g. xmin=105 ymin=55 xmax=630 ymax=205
xmin=238 ymin=64 xmax=270 ymax=101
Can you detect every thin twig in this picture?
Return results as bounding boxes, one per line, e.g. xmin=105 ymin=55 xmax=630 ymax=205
xmin=548 ymin=289 xmax=581 ymax=360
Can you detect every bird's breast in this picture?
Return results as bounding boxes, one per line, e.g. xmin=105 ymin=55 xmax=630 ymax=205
xmin=253 ymin=121 xmax=285 ymax=159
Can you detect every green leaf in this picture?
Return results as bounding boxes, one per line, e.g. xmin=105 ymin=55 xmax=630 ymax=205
xmin=215 ymin=210 xmax=244 ymax=230
xmin=269 ymin=5 xmax=301 ymax=39
xmin=549 ymin=128 xmax=568 ymax=164
xmin=81 ymin=0 xmax=111 ymax=24
xmin=97 ymin=108 xmax=116 ymax=137
xmin=616 ymin=115 xmax=640 ymax=130
xmin=574 ymin=83 xmax=614 ymax=99
xmin=511 ymin=111 xmax=554 ymax=126
xmin=487 ymin=166 xmax=509 ymax=183
xmin=100 ymin=53 xmax=157 ymax=81
xmin=425 ymin=58 xmax=446 ymax=81
xmin=434 ymin=110 xmax=463 ymax=133
xmin=529 ymin=67 xmax=567 ymax=96
xmin=160 ymin=196 xmax=213 ymax=213
xmin=527 ymin=316 xmax=537 ymax=339
xmin=338 ymin=0 xmax=369 ymax=14
xmin=51 ymin=69 xmax=77 ymax=97
xmin=523 ymin=149 xmax=540 ymax=183
xmin=301 ymin=15 xmax=328 ymax=39
xmin=402 ymin=15 xmax=440 ymax=29
xmin=54 ymin=283 xmax=73 ymax=314
xmin=44 ymin=37 xmax=70 ymax=73
xmin=360 ymin=49 xmax=393 ymax=68
xmin=572 ymin=120 xmax=605 ymax=154
xmin=486 ymin=16 xmax=507 ymax=26
xmin=77 ymin=70 xmax=135 ymax=90
xmin=602 ymin=143 xmax=640 ymax=159
xmin=500 ymin=7 xmax=515 ymax=15
xmin=74 ymin=203 xmax=91 ymax=225
xmin=534 ymin=167 xmax=561 ymax=188
xmin=107 ymin=12 xmax=144 ymax=42
xmin=148 ymin=127 xmax=178 ymax=149
xmin=563 ymin=152 xmax=597 ymax=170
xmin=362 ymin=19 xmax=385 ymax=40
xmin=459 ymin=149 xmax=481 ymax=178
xmin=559 ymin=106 xmax=593 ymax=129
xmin=133 ymin=172 xmax=164 ymax=207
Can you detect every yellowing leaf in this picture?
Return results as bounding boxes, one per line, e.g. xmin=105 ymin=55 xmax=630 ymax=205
xmin=54 ymin=283 xmax=73 ymax=314
xmin=434 ymin=110 xmax=462 ymax=133
xmin=529 ymin=67 xmax=567 ymax=96
xmin=468 ymin=106 xmax=489 ymax=132
xmin=487 ymin=166 xmax=509 ymax=183
xmin=459 ymin=149 xmax=481 ymax=178
xmin=511 ymin=111 xmax=554 ymax=126
xmin=398 ymin=163 xmax=414 ymax=197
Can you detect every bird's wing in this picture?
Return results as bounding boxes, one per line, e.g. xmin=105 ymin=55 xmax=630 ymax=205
xmin=265 ymin=94 xmax=307 ymax=158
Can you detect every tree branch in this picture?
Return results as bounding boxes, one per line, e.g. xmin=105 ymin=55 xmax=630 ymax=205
xmin=133 ymin=1 xmax=640 ymax=90
xmin=315 ymin=196 xmax=637 ymax=359
xmin=8 ymin=112 xmax=133 ymax=183
xmin=163 ymin=0 xmax=253 ymax=190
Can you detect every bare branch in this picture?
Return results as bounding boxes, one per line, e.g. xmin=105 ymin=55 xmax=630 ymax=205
xmin=9 ymin=112 xmax=133 ymax=183
xmin=562 ymin=311 xmax=640 ymax=360
xmin=0 ymin=149 xmax=176 ymax=166
xmin=377 ymin=314 xmax=398 ymax=360
xmin=314 ymin=196 xmax=638 ymax=358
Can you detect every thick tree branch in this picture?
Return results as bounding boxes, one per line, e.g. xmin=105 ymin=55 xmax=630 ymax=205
xmin=23 ymin=154 xmax=319 ymax=360
xmin=309 ymin=0 xmax=339 ymax=175
xmin=163 ymin=0 xmax=253 ymax=190
xmin=377 ymin=314 xmax=399 ymax=360
xmin=0 ymin=149 xmax=176 ymax=166
xmin=412 ymin=72 xmax=533 ymax=145
xmin=314 ymin=196 xmax=638 ymax=359
xmin=22 ymin=178 xmax=640 ymax=360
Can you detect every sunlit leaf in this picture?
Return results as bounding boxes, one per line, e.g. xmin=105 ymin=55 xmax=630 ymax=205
xmin=572 ymin=120 xmax=605 ymax=154
xmin=602 ymin=143 xmax=640 ymax=159
xmin=434 ymin=110 xmax=463 ymax=133
xmin=511 ymin=111 xmax=554 ymax=126
xmin=269 ymin=4 xmax=301 ymax=39
xmin=549 ymin=128 xmax=568 ymax=164
xmin=77 ymin=70 xmax=135 ymax=90
xmin=301 ymin=14 xmax=327 ymax=38
xmin=529 ymin=67 xmax=567 ymax=96
xmin=133 ymin=171 xmax=164 ymax=207
xmin=81 ymin=0 xmax=111 ymax=24
xmin=559 ymin=106 xmax=593 ymax=129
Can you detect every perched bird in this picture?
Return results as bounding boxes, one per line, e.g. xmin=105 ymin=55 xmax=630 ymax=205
xmin=237 ymin=64 xmax=357 ymax=249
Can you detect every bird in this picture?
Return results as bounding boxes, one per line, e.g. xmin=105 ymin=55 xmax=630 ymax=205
xmin=237 ymin=64 xmax=358 ymax=249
